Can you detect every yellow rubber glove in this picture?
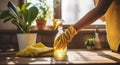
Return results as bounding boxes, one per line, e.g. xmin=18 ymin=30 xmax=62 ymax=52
xmin=16 ymin=42 xmax=54 ymax=57
xmin=54 ymin=26 xmax=78 ymax=50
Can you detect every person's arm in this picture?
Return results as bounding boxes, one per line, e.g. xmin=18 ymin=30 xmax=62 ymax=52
xmin=54 ymin=0 xmax=113 ymax=50
xmin=73 ymin=0 xmax=113 ymax=31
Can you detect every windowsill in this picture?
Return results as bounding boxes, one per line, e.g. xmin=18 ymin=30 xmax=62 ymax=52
xmin=0 ymin=25 xmax=106 ymax=33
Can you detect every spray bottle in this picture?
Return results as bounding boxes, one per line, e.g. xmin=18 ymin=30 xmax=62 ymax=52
xmin=94 ymin=26 xmax=102 ymax=50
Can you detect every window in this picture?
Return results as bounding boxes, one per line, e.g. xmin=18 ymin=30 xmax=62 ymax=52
xmin=27 ymin=0 xmax=54 ymax=26
xmin=27 ymin=0 xmax=105 ymax=26
xmin=62 ymin=0 xmax=106 ymax=25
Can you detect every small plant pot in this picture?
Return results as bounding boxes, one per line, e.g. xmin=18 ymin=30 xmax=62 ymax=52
xmin=36 ymin=19 xmax=46 ymax=30
xmin=86 ymin=46 xmax=94 ymax=51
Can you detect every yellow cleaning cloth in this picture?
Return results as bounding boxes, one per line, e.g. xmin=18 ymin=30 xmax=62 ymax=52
xmin=16 ymin=42 xmax=54 ymax=57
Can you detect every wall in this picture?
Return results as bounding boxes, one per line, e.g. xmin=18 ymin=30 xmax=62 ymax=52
xmin=0 ymin=29 xmax=58 ymax=52
xmin=0 ymin=0 xmax=18 ymax=30
xmin=68 ymin=29 xmax=109 ymax=49
xmin=0 ymin=26 xmax=110 ymax=52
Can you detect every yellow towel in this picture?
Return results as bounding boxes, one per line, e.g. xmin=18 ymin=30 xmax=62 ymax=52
xmin=94 ymin=0 xmax=120 ymax=52
xmin=16 ymin=42 xmax=54 ymax=57
xmin=105 ymin=0 xmax=120 ymax=52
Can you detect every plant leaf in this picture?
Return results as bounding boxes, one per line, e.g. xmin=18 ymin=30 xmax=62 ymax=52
xmin=17 ymin=7 xmax=21 ymax=12
xmin=22 ymin=3 xmax=31 ymax=11
xmin=0 ymin=9 xmax=3 ymax=14
xmin=0 ymin=10 xmax=11 ymax=19
xmin=22 ymin=9 xmax=28 ymax=23
xmin=7 ymin=1 xmax=19 ymax=19
xmin=3 ymin=16 xmax=12 ymax=23
xmin=21 ymin=3 xmax=31 ymax=23
xmin=28 ymin=7 xmax=38 ymax=25
xmin=11 ymin=20 xmax=25 ymax=33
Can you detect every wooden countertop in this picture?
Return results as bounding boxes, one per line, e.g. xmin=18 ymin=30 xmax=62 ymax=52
xmin=0 ymin=49 xmax=120 ymax=65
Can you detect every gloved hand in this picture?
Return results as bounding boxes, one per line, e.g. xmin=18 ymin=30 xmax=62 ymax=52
xmin=54 ymin=26 xmax=78 ymax=50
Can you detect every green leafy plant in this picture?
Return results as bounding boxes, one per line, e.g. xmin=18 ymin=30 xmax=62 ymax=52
xmin=36 ymin=0 xmax=50 ymax=20
xmin=0 ymin=1 xmax=38 ymax=33
xmin=36 ymin=0 xmax=60 ymax=19
xmin=85 ymin=38 xmax=95 ymax=46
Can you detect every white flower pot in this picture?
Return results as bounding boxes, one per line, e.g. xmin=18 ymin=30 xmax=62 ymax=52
xmin=86 ymin=46 xmax=94 ymax=51
xmin=17 ymin=33 xmax=37 ymax=50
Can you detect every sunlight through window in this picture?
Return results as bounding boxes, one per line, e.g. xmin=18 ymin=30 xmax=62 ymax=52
xmin=62 ymin=0 xmax=106 ymax=25
xmin=27 ymin=0 xmax=105 ymax=26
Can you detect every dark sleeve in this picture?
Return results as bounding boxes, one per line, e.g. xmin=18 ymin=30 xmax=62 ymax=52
xmin=73 ymin=0 xmax=113 ymax=31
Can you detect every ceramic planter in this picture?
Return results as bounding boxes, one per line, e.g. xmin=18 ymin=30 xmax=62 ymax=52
xmin=17 ymin=33 xmax=37 ymax=50
xmin=86 ymin=46 xmax=94 ymax=51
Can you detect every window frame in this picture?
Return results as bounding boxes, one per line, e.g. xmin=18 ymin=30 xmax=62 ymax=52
xmin=20 ymin=0 xmax=105 ymax=30
xmin=21 ymin=0 xmax=61 ymax=19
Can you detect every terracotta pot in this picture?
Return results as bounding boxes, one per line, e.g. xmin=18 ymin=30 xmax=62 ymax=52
xmin=36 ymin=19 xmax=46 ymax=30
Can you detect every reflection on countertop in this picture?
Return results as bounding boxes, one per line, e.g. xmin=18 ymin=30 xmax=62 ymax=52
xmin=0 ymin=49 xmax=120 ymax=65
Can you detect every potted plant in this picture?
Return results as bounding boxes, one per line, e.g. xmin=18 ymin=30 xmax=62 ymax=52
xmin=0 ymin=1 xmax=39 ymax=50
xmin=36 ymin=0 xmax=50 ymax=30
xmin=85 ymin=38 xmax=95 ymax=50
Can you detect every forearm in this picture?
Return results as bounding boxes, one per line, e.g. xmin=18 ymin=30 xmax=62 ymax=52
xmin=73 ymin=0 xmax=113 ymax=31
